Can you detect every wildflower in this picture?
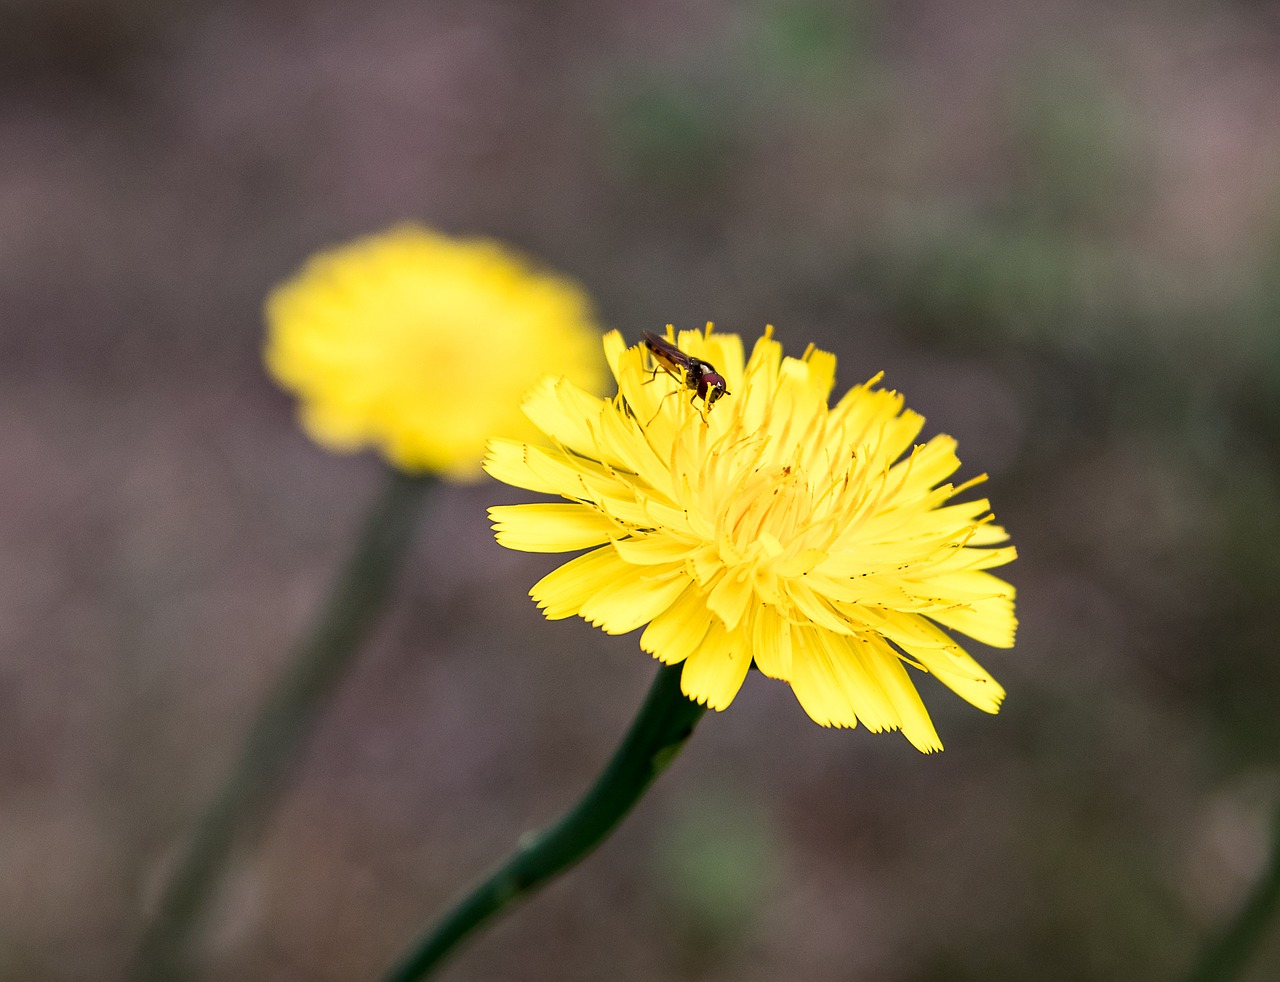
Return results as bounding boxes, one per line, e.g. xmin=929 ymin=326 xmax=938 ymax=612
xmin=265 ymin=225 xmax=605 ymax=480
xmin=486 ymin=326 xmax=1016 ymax=752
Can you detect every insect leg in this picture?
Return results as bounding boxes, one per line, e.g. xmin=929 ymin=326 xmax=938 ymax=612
xmin=644 ymin=387 xmax=682 ymax=427
xmin=692 ymin=390 xmax=710 ymax=423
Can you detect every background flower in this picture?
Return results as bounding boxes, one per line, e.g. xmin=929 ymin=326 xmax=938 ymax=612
xmin=488 ymin=327 xmax=1016 ymax=752
xmin=265 ymin=225 xmax=605 ymax=479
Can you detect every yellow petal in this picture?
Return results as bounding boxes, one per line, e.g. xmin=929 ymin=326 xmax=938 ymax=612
xmin=737 ymin=331 xmax=784 ymax=434
xmin=927 ymin=598 xmax=1018 ymax=649
xmin=705 ymin=567 xmax=755 ymax=631
xmin=850 ymin=606 xmax=1005 ymax=712
xmin=922 ymin=545 xmax=1018 ymax=577
xmin=920 ymin=653 xmax=1005 ymax=714
xmin=800 ymin=343 xmax=838 ymax=400
xmin=804 ymin=572 xmax=916 ymax=608
xmin=602 ymin=329 xmax=629 ymax=386
xmin=785 ymin=580 xmax=857 ymax=635
xmin=840 ymin=604 xmax=951 ymax=650
xmin=888 ymin=435 xmax=961 ymax=497
xmin=854 ymin=636 xmax=943 ymax=753
xmin=922 ymin=571 xmax=1018 ymax=648
xmin=899 ymin=636 xmax=1005 ymax=714
xmin=611 ymin=534 xmax=696 ymax=566
xmin=639 ymin=582 xmax=713 ymax=665
xmin=750 ymin=607 xmax=793 ymax=679
xmin=579 ymin=567 xmax=689 ymax=635
xmin=789 ymin=627 xmax=941 ymax=750
xmin=788 ymin=627 xmax=858 ymax=728
xmin=832 ymin=386 xmax=920 ymax=464
xmin=484 ymin=440 xmax=638 ymax=512
xmin=488 ymin=503 xmax=617 ymax=553
xmin=484 ymin=439 xmax=562 ymax=494
xmin=966 ymin=522 xmax=1011 ymax=546
xmin=530 ymin=547 xmax=627 ymax=620
xmin=520 ymin=376 xmax=608 ymax=460
xmin=593 ymin=404 xmax=674 ymax=495
xmin=820 ymin=630 xmax=896 ymax=733
xmin=680 ymin=617 xmax=751 ymax=710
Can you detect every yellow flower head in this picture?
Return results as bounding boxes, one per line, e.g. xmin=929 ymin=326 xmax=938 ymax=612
xmin=264 ymin=225 xmax=606 ymax=480
xmin=486 ymin=326 xmax=1017 ymax=752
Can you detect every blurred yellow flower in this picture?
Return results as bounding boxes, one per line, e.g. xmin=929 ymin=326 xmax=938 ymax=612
xmin=486 ymin=326 xmax=1017 ymax=752
xmin=265 ymin=225 xmax=605 ymax=480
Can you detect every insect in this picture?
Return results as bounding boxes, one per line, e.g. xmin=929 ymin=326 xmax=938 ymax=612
xmin=641 ymin=330 xmax=730 ymax=418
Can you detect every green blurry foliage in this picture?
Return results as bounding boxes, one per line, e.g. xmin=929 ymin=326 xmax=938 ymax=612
xmin=878 ymin=58 xmax=1148 ymax=352
xmin=601 ymin=76 xmax=739 ymax=197
xmin=650 ymin=789 xmax=778 ymax=960
xmin=751 ymin=0 xmax=877 ymax=86
xmin=885 ymin=222 xmax=1087 ymax=346
xmin=1240 ymin=220 xmax=1280 ymax=444
xmin=597 ymin=0 xmax=885 ymax=201
xmin=1197 ymin=470 xmax=1280 ymax=764
xmin=1005 ymin=55 xmax=1144 ymax=227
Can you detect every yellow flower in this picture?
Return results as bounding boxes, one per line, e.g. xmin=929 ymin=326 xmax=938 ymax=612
xmin=486 ymin=326 xmax=1017 ymax=752
xmin=264 ymin=225 xmax=606 ymax=480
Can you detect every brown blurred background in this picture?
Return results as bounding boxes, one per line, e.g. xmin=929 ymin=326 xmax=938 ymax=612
xmin=4 ymin=0 xmax=1280 ymax=979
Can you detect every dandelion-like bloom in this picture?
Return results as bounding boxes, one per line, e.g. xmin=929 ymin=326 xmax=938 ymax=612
xmin=265 ymin=225 xmax=605 ymax=480
xmin=486 ymin=326 xmax=1017 ymax=751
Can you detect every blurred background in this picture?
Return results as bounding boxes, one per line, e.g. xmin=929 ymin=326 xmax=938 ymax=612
xmin=4 ymin=0 xmax=1280 ymax=979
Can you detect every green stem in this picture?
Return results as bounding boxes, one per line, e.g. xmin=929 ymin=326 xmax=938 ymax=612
xmin=1184 ymin=803 xmax=1280 ymax=982
xmin=381 ymin=662 xmax=707 ymax=982
xmin=133 ymin=469 xmax=433 ymax=982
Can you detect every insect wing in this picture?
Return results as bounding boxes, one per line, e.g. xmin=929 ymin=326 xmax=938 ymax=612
xmin=641 ymin=331 xmax=692 ymax=377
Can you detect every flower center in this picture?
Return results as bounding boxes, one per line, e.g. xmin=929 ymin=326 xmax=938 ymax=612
xmin=716 ymin=458 xmax=835 ymax=590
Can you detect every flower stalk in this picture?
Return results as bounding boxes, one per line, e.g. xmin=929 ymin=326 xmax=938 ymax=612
xmin=381 ymin=662 xmax=707 ymax=982
xmin=134 ymin=470 xmax=433 ymax=982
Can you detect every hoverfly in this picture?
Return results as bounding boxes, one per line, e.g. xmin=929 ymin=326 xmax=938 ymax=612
xmin=641 ymin=330 xmax=730 ymax=418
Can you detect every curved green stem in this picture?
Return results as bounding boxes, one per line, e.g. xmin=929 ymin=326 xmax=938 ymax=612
xmin=382 ymin=662 xmax=707 ymax=982
xmin=1184 ymin=802 xmax=1280 ymax=982
xmin=134 ymin=470 xmax=433 ymax=982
